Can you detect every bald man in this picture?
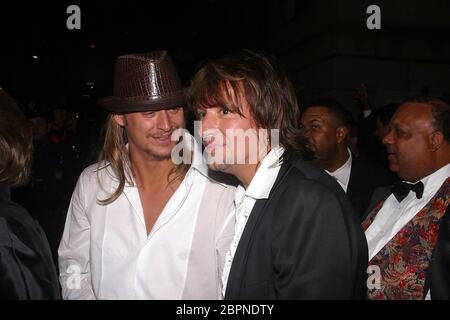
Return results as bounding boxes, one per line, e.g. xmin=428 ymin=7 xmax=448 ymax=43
xmin=362 ymin=97 xmax=450 ymax=300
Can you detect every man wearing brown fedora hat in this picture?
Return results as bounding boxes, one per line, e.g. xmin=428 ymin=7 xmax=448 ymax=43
xmin=58 ymin=50 xmax=236 ymax=299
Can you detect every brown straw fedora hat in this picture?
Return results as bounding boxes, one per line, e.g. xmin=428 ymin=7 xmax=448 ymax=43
xmin=98 ymin=50 xmax=185 ymax=113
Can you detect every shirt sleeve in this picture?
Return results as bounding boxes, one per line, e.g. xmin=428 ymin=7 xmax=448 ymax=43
xmin=58 ymin=172 xmax=96 ymax=300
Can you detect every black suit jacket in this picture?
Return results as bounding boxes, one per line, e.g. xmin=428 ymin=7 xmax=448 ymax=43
xmin=365 ymin=186 xmax=450 ymax=300
xmin=347 ymin=154 xmax=393 ymax=220
xmin=224 ymin=159 xmax=368 ymax=299
xmin=429 ymin=205 xmax=450 ymax=299
xmin=0 ymin=182 xmax=60 ymax=299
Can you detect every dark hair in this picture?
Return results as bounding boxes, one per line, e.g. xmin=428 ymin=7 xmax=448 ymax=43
xmin=375 ymin=103 xmax=400 ymax=127
xmin=0 ymin=89 xmax=33 ymax=186
xmin=24 ymin=100 xmax=51 ymax=121
xmin=187 ymin=49 xmax=310 ymax=161
xmin=303 ymin=97 xmax=353 ymax=127
xmin=402 ymin=96 xmax=450 ymax=143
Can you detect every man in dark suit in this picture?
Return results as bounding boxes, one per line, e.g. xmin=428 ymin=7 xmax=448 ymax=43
xmin=362 ymin=97 xmax=450 ymax=300
xmin=300 ymin=98 xmax=393 ymax=218
xmin=187 ymin=50 xmax=368 ymax=299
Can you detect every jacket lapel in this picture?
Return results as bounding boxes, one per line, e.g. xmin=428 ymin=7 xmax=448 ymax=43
xmin=346 ymin=156 xmax=360 ymax=200
xmin=361 ymin=186 xmax=392 ymax=220
xmin=224 ymin=160 xmax=292 ymax=299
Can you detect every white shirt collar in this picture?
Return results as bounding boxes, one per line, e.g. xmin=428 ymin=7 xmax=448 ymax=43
xmin=325 ymin=148 xmax=352 ymax=192
xmin=417 ymin=162 xmax=450 ymax=195
xmin=234 ymin=146 xmax=284 ymax=205
xmin=365 ymin=162 xmax=450 ymax=261
xmin=181 ymin=131 xmax=209 ymax=179
xmin=222 ymin=146 xmax=284 ymax=296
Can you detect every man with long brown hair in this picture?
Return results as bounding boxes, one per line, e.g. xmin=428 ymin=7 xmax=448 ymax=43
xmin=58 ymin=50 xmax=235 ymax=299
xmin=0 ymin=88 xmax=60 ymax=299
xmin=187 ymin=49 xmax=368 ymax=299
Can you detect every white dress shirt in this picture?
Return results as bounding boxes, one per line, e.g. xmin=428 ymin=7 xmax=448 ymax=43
xmin=59 ymin=134 xmax=235 ymax=300
xmin=366 ymin=163 xmax=450 ymax=261
xmin=325 ymin=148 xmax=353 ymax=192
xmin=221 ymin=146 xmax=284 ymax=297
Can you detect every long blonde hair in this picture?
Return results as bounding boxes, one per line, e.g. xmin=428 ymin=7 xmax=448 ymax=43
xmin=97 ymin=114 xmax=188 ymax=205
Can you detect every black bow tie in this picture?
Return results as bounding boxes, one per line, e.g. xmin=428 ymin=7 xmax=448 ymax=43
xmin=391 ymin=181 xmax=424 ymax=202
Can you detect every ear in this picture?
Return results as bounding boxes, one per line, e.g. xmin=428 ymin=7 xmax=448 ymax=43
xmin=429 ymin=131 xmax=444 ymax=152
xmin=336 ymin=126 xmax=349 ymax=144
xmin=113 ymin=114 xmax=126 ymax=127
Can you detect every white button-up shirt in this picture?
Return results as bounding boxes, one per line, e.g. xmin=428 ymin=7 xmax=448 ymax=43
xmin=365 ymin=163 xmax=450 ymax=261
xmin=221 ymin=146 xmax=284 ymax=297
xmin=325 ymin=148 xmax=352 ymax=192
xmin=59 ymin=135 xmax=235 ymax=300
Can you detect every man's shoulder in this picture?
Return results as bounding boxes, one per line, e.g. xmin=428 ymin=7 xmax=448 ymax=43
xmin=74 ymin=161 xmax=120 ymax=195
xmin=79 ymin=161 xmax=113 ymax=181
xmin=0 ymin=200 xmax=44 ymax=246
xmin=199 ymin=170 xmax=238 ymax=208
xmin=351 ymin=154 xmax=393 ymax=184
xmin=275 ymin=159 xmax=356 ymax=217
xmin=289 ymin=159 xmax=345 ymax=193
xmin=0 ymin=199 xmax=32 ymax=223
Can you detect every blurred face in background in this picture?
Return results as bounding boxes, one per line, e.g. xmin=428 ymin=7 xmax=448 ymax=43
xmin=300 ymin=106 xmax=349 ymax=171
xmin=301 ymin=106 xmax=340 ymax=161
xmin=29 ymin=117 xmax=48 ymax=141
xmin=53 ymin=109 xmax=68 ymax=128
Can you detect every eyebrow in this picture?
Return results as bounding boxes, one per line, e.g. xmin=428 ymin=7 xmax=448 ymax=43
xmin=391 ymin=122 xmax=407 ymax=129
xmin=303 ymin=116 xmax=323 ymax=122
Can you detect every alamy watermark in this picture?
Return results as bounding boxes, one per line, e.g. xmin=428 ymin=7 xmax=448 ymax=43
xmin=65 ymin=264 xmax=81 ymax=290
xmin=64 ymin=5 xmax=381 ymax=32
xmin=66 ymin=5 xmax=81 ymax=30
xmin=366 ymin=5 xmax=381 ymax=30
xmin=367 ymin=265 xmax=381 ymax=290
xmin=170 ymin=121 xmax=280 ymax=166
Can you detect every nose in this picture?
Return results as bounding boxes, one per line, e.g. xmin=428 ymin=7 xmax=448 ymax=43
xmin=157 ymin=110 xmax=171 ymax=131
xmin=382 ymin=127 xmax=394 ymax=146
xmin=303 ymin=128 xmax=311 ymax=138
xmin=199 ymin=110 xmax=216 ymax=136
xmin=300 ymin=125 xmax=310 ymax=138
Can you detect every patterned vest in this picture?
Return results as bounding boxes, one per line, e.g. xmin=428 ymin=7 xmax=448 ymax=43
xmin=362 ymin=178 xmax=450 ymax=300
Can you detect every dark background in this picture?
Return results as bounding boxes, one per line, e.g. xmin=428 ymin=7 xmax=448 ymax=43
xmin=1 ymin=0 xmax=449 ymax=270
xmin=1 ymin=0 xmax=450 ymax=117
